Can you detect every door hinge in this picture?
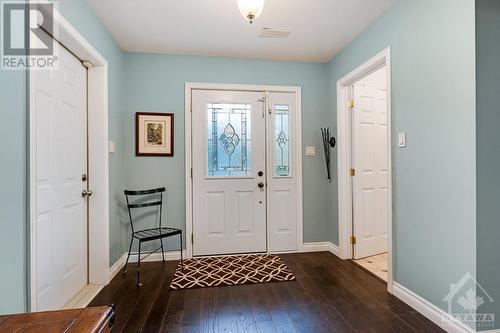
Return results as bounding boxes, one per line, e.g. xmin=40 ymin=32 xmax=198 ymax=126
xmin=348 ymin=100 xmax=355 ymax=109
xmin=190 ymin=102 xmax=192 ymax=112
xmin=82 ymin=61 xmax=93 ymax=69
xmin=350 ymin=168 xmax=356 ymax=176
xmin=191 ymin=233 xmax=194 ymax=244
xmin=190 ymin=168 xmax=193 ymax=178
xmin=350 ymin=236 xmax=357 ymax=245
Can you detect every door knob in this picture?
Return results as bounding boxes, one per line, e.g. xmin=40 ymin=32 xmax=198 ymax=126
xmin=257 ymin=182 xmax=264 ymax=188
xmin=82 ymin=189 xmax=93 ymax=198
xmin=258 ymin=171 xmax=264 ymax=177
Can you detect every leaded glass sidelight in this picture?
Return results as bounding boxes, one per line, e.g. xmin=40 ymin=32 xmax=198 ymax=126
xmin=274 ymin=104 xmax=290 ymax=177
xmin=207 ymin=103 xmax=252 ymax=177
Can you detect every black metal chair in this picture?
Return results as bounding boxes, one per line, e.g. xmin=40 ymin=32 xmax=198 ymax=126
xmin=122 ymin=187 xmax=183 ymax=286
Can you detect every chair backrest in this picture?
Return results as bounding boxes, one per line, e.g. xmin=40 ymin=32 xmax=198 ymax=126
xmin=124 ymin=187 xmax=165 ymax=233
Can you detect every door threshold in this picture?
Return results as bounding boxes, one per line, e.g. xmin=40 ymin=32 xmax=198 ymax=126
xmin=62 ymin=284 xmax=104 ymax=310
xmin=351 ymin=252 xmax=388 ymax=283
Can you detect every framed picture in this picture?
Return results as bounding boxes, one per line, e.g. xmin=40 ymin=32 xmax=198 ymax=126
xmin=136 ymin=112 xmax=174 ymax=156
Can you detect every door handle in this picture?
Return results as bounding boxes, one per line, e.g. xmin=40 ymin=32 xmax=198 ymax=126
xmin=82 ymin=189 xmax=93 ymax=198
xmin=257 ymin=182 xmax=264 ymax=189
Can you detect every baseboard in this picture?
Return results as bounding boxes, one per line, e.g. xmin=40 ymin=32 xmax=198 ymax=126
xmin=301 ymin=242 xmax=341 ymax=258
xmin=392 ymin=282 xmax=476 ymax=333
xmin=62 ymin=284 xmax=104 ymax=309
xmin=108 ymin=250 xmax=186 ymax=282
xmin=108 ymin=254 xmax=127 ymax=282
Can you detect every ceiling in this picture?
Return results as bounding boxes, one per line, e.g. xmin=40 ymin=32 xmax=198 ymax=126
xmin=86 ymin=0 xmax=394 ymax=63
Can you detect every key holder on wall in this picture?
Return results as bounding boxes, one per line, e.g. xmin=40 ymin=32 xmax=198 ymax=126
xmin=321 ymin=127 xmax=336 ymax=181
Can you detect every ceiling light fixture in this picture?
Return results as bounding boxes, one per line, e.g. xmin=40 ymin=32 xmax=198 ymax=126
xmin=237 ymin=0 xmax=265 ymax=24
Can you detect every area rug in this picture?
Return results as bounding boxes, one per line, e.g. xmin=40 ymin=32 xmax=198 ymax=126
xmin=169 ymin=253 xmax=295 ymax=290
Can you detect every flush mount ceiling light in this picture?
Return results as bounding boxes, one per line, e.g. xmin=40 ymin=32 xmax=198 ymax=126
xmin=237 ymin=0 xmax=265 ymax=24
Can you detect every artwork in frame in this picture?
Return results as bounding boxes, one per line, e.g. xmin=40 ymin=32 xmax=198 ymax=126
xmin=136 ymin=112 xmax=174 ymax=156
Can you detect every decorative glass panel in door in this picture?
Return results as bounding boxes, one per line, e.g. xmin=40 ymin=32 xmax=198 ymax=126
xmin=274 ymin=104 xmax=290 ymax=177
xmin=207 ymin=103 xmax=252 ymax=177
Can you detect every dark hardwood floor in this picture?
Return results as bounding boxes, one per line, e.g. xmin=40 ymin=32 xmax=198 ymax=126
xmin=89 ymin=252 xmax=444 ymax=333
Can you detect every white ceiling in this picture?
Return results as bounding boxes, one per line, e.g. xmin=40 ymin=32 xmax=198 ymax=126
xmin=86 ymin=0 xmax=394 ymax=63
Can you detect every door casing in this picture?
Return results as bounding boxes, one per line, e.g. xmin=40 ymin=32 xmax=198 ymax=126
xmin=28 ymin=5 xmax=110 ymax=311
xmin=336 ymin=47 xmax=393 ymax=293
xmin=185 ymin=82 xmax=303 ymax=259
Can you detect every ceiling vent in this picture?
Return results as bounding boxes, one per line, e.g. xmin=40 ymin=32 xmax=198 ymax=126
xmin=260 ymin=28 xmax=290 ymax=39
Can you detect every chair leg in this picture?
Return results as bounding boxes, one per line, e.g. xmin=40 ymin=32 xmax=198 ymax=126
xmin=159 ymin=237 xmax=166 ymax=262
xmin=136 ymin=241 xmax=142 ymax=287
xmin=180 ymin=232 xmax=184 ymax=270
xmin=123 ymin=237 xmax=134 ymax=274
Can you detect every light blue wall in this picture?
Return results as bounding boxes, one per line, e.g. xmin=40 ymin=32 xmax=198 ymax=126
xmin=327 ymin=0 xmax=476 ymax=316
xmin=0 ymin=0 xmax=125 ymax=313
xmin=476 ymin=0 xmax=500 ymax=329
xmin=0 ymin=0 xmax=481 ymax=323
xmin=0 ymin=52 xmax=26 ymax=314
xmin=122 ymin=53 xmax=335 ymax=250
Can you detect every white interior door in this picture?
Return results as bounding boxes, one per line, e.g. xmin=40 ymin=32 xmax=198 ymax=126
xmin=267 ymin=92 xmax=298 ymax=252
xmin=352 ymin=67 xmax=389 ymax=259
xmin=192 ymin=90 xmax=267 ymax=256
xmin=32 ymin=38 xmax=88 ymax=310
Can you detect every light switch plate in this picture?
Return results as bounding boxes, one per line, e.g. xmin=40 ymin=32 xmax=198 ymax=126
xmin=109 ymin=141 xmax=116 ymax=153
xmin=398 ymin=132 xmax=407 ymax=148
xmin=306 ymin=146 xmax=316 ymax=156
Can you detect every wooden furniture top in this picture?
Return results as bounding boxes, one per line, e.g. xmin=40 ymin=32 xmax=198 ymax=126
xmin=0 ymin=305 xmax=114 ymax=333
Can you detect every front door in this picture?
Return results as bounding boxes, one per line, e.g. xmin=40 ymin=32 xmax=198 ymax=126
xmin=192 ymin=90 xmax=267 ymax=256
xmin=32 ymin=37 xmax=88 ymax=310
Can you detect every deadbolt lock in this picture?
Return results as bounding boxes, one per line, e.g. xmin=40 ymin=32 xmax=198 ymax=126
xmin=82 ymin=173 xmax=87 ymax=182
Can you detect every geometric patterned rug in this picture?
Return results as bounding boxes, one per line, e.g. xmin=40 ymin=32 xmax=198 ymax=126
xmin=169 ymin=253 xmax=295 ymax=290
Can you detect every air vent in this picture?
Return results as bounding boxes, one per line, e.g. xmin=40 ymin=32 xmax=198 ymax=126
xmin=260 ymin=28 xmax=290 ymax=39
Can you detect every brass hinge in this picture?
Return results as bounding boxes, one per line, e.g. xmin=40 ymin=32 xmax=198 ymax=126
xmin=350 ymin=236 xmax=357 ymax=245
xmin=350 ymin=168 xmax=356 ymax=176
xmin=348 ymin=100 xmax=355 ymax=109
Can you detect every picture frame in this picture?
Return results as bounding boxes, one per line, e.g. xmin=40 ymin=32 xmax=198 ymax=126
xmin=135 ymin=112 xmax=174 ymax=156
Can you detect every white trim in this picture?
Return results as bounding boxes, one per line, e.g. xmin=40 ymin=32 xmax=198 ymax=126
xmin=61 ymin=284 xmax=104 ymax=310
xmin=29 ymin=5 xmax=109 ymax=311
xmin=336 ymin=47 xmax=393 ymax=293
xmin=302 ymin=242 xmax=340 ymax=257
xmin=126 ymin=250 xmax=187 ymax=263
xmin=108 ymin=255 xmax=126 ymax=282
xmin=393 ymin=282 xmax=476 ymax=333
xmin=108 ymin=250 xmax=188 ymax=281
xmin=185 ymin=82 xmax=303 ymax=258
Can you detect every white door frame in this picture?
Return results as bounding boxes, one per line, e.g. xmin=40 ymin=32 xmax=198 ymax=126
xmin=336 ymin=47 xmax=393 ymax=292
xmin=185 ymin=82 xmax=303 ymax=259
xmin=29 ymin=5 xmax=110 ymax=310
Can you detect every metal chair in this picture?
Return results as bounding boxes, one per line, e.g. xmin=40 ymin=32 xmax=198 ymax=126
xmin=122 ymin=187 xmax=183 ymax=286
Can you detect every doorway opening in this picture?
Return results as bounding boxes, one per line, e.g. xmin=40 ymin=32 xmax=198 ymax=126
xmin=185 ymin=83 xmax=303 ymax=258
xmin=336 ymin=48 xmax=393 ymax=290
